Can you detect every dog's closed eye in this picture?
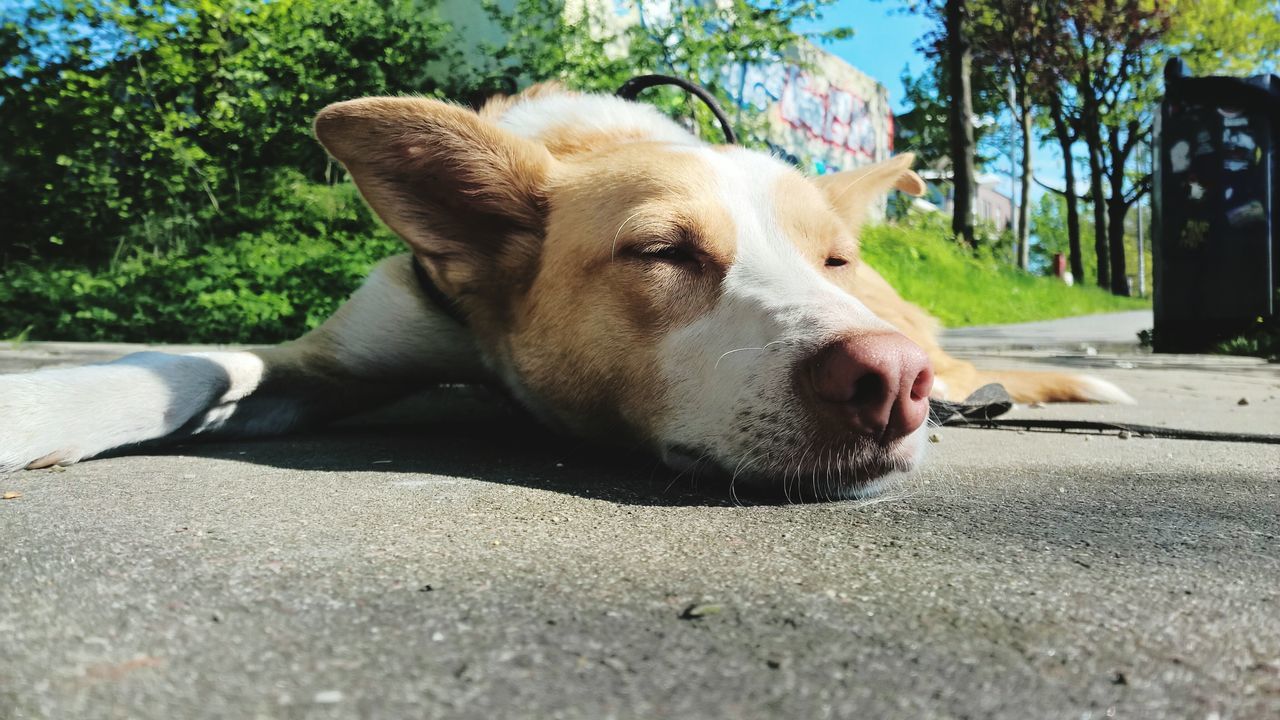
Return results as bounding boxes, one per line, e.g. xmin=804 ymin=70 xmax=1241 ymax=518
xmin=634 ymin=243 xmax=699 ymax=265
xmin=625 ymin=232 xmax=710 ymax=273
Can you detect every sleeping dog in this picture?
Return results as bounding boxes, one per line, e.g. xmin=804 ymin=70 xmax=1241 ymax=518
xmin=0 ymin=84 xmax=1131 ymax=497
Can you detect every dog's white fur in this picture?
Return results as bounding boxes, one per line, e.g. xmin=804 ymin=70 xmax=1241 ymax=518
xmin=0 ymin=85 xmax=1130 ymax=496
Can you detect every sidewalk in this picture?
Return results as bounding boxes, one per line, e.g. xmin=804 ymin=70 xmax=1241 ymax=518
xmin=1 ymin=326 xmax=1277 ymax=719
xmin=941 ymin=309 xmax=1153 ymax=352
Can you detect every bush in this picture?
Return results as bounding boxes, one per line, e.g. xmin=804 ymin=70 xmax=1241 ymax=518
xmin=0 ymin=172 xmax=399 ymax=344
xmin=1 ymin=0 xmax=457 ymax=267
xmin=1217 ymin=308 xmax=1280 ymax=362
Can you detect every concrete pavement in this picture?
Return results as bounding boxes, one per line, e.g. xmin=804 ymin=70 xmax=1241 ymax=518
xmin=2 ymin=315 xmax=1279 ymax=719
xmin=941 ymin=310 xmax=1154 ymax=352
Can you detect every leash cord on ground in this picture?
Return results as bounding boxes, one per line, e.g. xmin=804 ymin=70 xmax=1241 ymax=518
xmin=929 ymin=385 xmax=1280 ymax=444
xmin=941 ymin=418 xmax=1280 ymax=444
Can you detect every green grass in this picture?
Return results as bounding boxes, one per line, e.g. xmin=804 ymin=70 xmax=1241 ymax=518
xmin=861 ymin=216 xmax=1150 ymax=328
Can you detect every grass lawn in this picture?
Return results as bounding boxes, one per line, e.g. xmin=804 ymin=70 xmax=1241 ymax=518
xmin=861 ymin=219 xmax=1149 ymax=328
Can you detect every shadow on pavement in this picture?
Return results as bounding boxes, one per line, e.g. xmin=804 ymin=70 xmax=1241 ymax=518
xmin=134 ymin=413 xmax=745 ymax=508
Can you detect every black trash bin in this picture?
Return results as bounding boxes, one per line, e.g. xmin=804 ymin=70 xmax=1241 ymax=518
xmin=1153 ymin=58 xmax=1279 ymax=353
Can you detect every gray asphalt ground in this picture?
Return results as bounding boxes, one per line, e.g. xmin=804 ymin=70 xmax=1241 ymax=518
xmin=942 ymin=310 xmax=1155 ymax=352
xmin=2 ymin=312 xmax=1279 ymax=719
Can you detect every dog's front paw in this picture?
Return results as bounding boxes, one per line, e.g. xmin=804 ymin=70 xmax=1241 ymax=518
xmin=1 ymin=446 xmax=84 ymax=473
xmin=0 ymin=352 xmax=231 ymax=472
xmin=0 ymin=373 xmax=97 ymax=472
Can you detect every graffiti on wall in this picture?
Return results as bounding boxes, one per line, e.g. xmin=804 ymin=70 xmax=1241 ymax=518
xmin=723 ymin=58 xmax=893 ymax=175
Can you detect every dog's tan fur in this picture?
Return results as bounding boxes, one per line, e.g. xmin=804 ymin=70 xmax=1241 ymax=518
xmin=511 ymin=144 xmax=742 ymax=438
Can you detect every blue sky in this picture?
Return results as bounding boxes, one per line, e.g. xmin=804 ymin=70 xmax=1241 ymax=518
xmin=797 ymin=0 xmax=933 ymax=114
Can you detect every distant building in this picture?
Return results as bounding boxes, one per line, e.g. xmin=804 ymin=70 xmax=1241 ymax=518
xmin=975 ymin=179 xmax=1014 ymax=231
xmin=916 ymin=171 xmax=1014 ymax=231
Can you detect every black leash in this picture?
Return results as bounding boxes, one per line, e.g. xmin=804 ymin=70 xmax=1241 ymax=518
xmin=929 ymin=384 xmax=1280 ymax=444
xmin=615 ymin=74 xmax=738 ymax=145
xmin=951 ymin=418 xmax=1280 ymax=444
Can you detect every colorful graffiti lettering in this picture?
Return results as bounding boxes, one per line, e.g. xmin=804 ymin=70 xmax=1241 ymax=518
xmin=724 ymin=60 xmax=892 ymax=172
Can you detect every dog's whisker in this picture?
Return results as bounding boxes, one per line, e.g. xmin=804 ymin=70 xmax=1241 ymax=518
xmin=711 ymin=336 xmax=803 ymax=370
xmin=662 ymin=446 xmax=713 ymax=495
xmin=712 ymin=336 xmax=810 ymax=374
xmin=792 ymin=445 xmax=811 ymax=504
xmin=727 ymin=436 xmax=770 ymax=505
xmin=714 ymin=346 xmax=769 ymax=370
xmin=609 ymin=209 xmax=647 ymax=261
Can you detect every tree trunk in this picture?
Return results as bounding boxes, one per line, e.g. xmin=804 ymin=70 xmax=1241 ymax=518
xmin=945 ymin=0 xmax=976 ymax=247
xmin=1106 ymin=125 xmax=1131 ymax=296
xmin=1049 ymin=93 xmax=1085 ymax=283
xmin=1083 ymin=113 xmax=1110 ymax=289
xmin=1017 ymin=96 xmax=1032 ymax=270
xmin=1107 ymin=194 xmax=1130 ymax=296
xmin=1074 ymin=21 xmax=1109 ymax=290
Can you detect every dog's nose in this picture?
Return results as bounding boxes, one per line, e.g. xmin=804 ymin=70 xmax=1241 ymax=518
xmin=804 ymin=333 xmax=933 ymax=443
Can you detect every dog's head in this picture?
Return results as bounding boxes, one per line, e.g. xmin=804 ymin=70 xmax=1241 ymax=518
xmin=315 ymin=95 xmax=932 ymax=499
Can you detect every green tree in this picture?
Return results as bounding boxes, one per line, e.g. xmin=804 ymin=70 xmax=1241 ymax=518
xmin=0 ymin=0 xmax=461 ymax=267
xmin=1031 ymin=193 xmax=1094 ymax=276
xmin=943 ymin=0 xmax=978 ymax=248
xmin=893 ymin=0 xmax=991 ymax=248
xmin=1166 ymin=0 xmax=1280 ymax=75
xmin=996 ymin=0 xmax=1277 ymax=295
xmin=968 ymin=0 xmax=1060 ymax=270
xmin=1031 ymin=193 xmax=1154 ymax=292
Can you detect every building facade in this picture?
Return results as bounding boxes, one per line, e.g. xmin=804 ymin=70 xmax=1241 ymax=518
xmin=974 ymin=179 xmax=1014 ymax=231
xmin=722 ymin=40 xmax=895 ymax=175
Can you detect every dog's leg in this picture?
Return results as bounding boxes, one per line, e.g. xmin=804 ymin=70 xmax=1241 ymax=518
xmin=969 ymin=368 xmax=1134 ymax=404
xmin=929 ymin=355 xmax=1134 ymax=405
xmin=0 ymin=255 xmax=485 ymax=472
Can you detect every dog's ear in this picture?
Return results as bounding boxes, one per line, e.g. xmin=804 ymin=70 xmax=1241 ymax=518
xmin=314 ymin=97 xmax=555 ymax=300
xmin=814 ymin=153 xmax=926 ymax=228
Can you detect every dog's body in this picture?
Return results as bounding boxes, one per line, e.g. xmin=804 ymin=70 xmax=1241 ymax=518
xmin=0 ymin=84 xmax=1131 ymax=497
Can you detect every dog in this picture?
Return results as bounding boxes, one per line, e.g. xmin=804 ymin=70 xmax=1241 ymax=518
xmin=0 ymin=83 xmax=1132 ymax=498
